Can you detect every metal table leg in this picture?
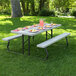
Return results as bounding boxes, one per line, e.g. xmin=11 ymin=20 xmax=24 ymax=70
xmin=22 ymin=35 xmax=24 ymax=54
xmin=46 ymin=31 xmax=47 ymax=40
xmin=7 ymin=41 xmax=10 ymax=51
xmin=28 ymin=36 xmax=30 ymax=55
xmin=51 ymin=29 xmax=53 ymax=38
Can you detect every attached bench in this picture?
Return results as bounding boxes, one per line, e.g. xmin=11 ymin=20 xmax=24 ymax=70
xmin=37 ymin=33 xmax=70 ymax=59
xmin=2 ymin=34 xmax=22 ymax=52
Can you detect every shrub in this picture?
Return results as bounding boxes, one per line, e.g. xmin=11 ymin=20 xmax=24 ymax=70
xmin=71 ymin=9 xmax=76 ymax=18
xmin=32 ymin=11 xmax=39 ymax=16
xmin=49 ymin=10 xmax=55 ymax=16
xmin=38 ymin=8 xmax=55 ymax=16
xmin=0 ymin=8 xmax=11 ymax=15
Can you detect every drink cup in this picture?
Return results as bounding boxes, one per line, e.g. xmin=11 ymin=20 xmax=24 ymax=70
xmin=40 ymin=19 xmax=44 ymax=27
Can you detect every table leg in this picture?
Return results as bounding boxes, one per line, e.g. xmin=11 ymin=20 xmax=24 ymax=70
xmin=22 ymin=35 xmax=24 ymax=54
xmin=51 ymin=29 xmax=53 ymax=38
xmin=7 ymin=41 xmax=10 ymax=51
xmin=28 ymin=36 xmax=30 ymax=55
xmin=46 ymin=31 xmax=47 ymax=40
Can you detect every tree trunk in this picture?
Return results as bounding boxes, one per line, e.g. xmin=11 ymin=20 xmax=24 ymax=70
xmin=21 ymin=0 xmax=26 ymax=15
xmin=26 ymin=1 xmax=29 ymax=14
xmin=11 ymin=0 xmax=22 ymax=17
xmin=39 ymin=0 xmax=42 ymax=11
xmin=39 ymin=0 xmax=46 ymax=11
xmin=31 ymin=0 xmax=35 ymax=15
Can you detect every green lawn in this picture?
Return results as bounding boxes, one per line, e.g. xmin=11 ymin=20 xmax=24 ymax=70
xmin=0 ymin=15 xmax=76 ymax=76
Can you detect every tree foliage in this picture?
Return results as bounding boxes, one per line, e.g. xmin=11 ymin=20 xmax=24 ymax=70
xmin=53 ymin=0 xmax=76 ymax=12
xmin=0 ymin=0 xmax=76 ymax=16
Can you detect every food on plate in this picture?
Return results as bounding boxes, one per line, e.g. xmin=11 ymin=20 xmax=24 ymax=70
xmin=51 ymin=23 xmax=56 ymax=25
xmin=17 ymin=27 xmax=23 ymax=30
xmin=25 ymin=26 xmax=31 ymax=28
xmin=38 ymin=27 xmax=43 ymax=30
xmin=45 ymin=25 xmax=51 ymax=27
xmin=30 ymin=29 xmax=38 ymax=32
xmin=33 ymin=24 xmax=38 ymax=27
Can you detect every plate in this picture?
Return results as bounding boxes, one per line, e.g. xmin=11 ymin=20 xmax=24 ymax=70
xmin=51 ymin=24 xmax=57 ymax=26
xmin=22 ymin=27 xmax=28 ymax=30
xmin=17 ymin=27 xmax=23 ymax=30
xmin=25 ymin=26 xmax=31 ymax=29
xmin=38 ymin=27 xmax=43 ymax=30
xmin=45 ymin=25 xmax=52 ymax=28
xmin=29 ymin=29 xmax=39 ymax=33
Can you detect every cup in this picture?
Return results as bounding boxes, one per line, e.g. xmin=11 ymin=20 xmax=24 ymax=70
xmin=40 ymin=19 xmax=44 ymax=27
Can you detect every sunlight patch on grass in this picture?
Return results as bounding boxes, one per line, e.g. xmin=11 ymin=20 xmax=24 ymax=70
xmin=54 ymin=29 xmax=67 ymax=33
xmin=20 ymin=16 xmax=33 ymax=21
xmin=41 ymin=29 xmax=68 ymax=36
xmin=70 ymin=32 xmax=76 ymax=36
xmin=0 ymin=14 xmax=10 ymax=17
xmin=20 ymin=16 xmax=39 ymax=23
xmin=0 ymin=20 xmax=13 ymax=25
xmin=66 ymin=29 xmax=75 ymax=32
xmin=41 ymin=32 xmax=46 ymax=35
xmin=0 ymin=45 xmax=6 ymax=49
xmin=72 ymin=19 xmax=76 ymax=21
xmin=73 ymin=24 xmax=76 ymax=27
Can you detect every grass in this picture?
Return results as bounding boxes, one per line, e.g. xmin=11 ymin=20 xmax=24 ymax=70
xmin=0 ymin=15 xmax=76 ymax=76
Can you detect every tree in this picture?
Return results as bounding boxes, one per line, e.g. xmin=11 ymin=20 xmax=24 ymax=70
xmin=39 ymin=0 xmax=47 ymax=10
xmin=46 ymin=0 xmax=50 ymax=9
xmin=11 ymin=0 xmax=22 ymax=17
xmin=53 ymin=0 xmax=76 ymax=12
xmin=0 ymin=0 xmax=10 ymax=9
xmin=31 ymin=0 xmax=35 ymax=15
xmin=21 ymin=0 xmax=26 ymax=15
xmin=25 ymin=0 xmax=29 ymax=15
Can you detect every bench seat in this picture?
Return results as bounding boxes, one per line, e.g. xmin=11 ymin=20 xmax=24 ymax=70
xmin=37 ymin=33 xmax=70 ymax=48
xmin=2 ymin=34 xmax=22 ymax=52
xmin=37 ymin=33 xmax=70 ymax=59
xmin=2 ymin=34 xmax=22 ymax=41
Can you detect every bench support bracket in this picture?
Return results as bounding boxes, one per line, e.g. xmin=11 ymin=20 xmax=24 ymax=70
xmin=45 ymin=48 xmax=48 ymax=59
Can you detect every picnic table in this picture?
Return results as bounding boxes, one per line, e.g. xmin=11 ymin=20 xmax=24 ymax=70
xmin=11 ymin=23 xmax=61 ymax=55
